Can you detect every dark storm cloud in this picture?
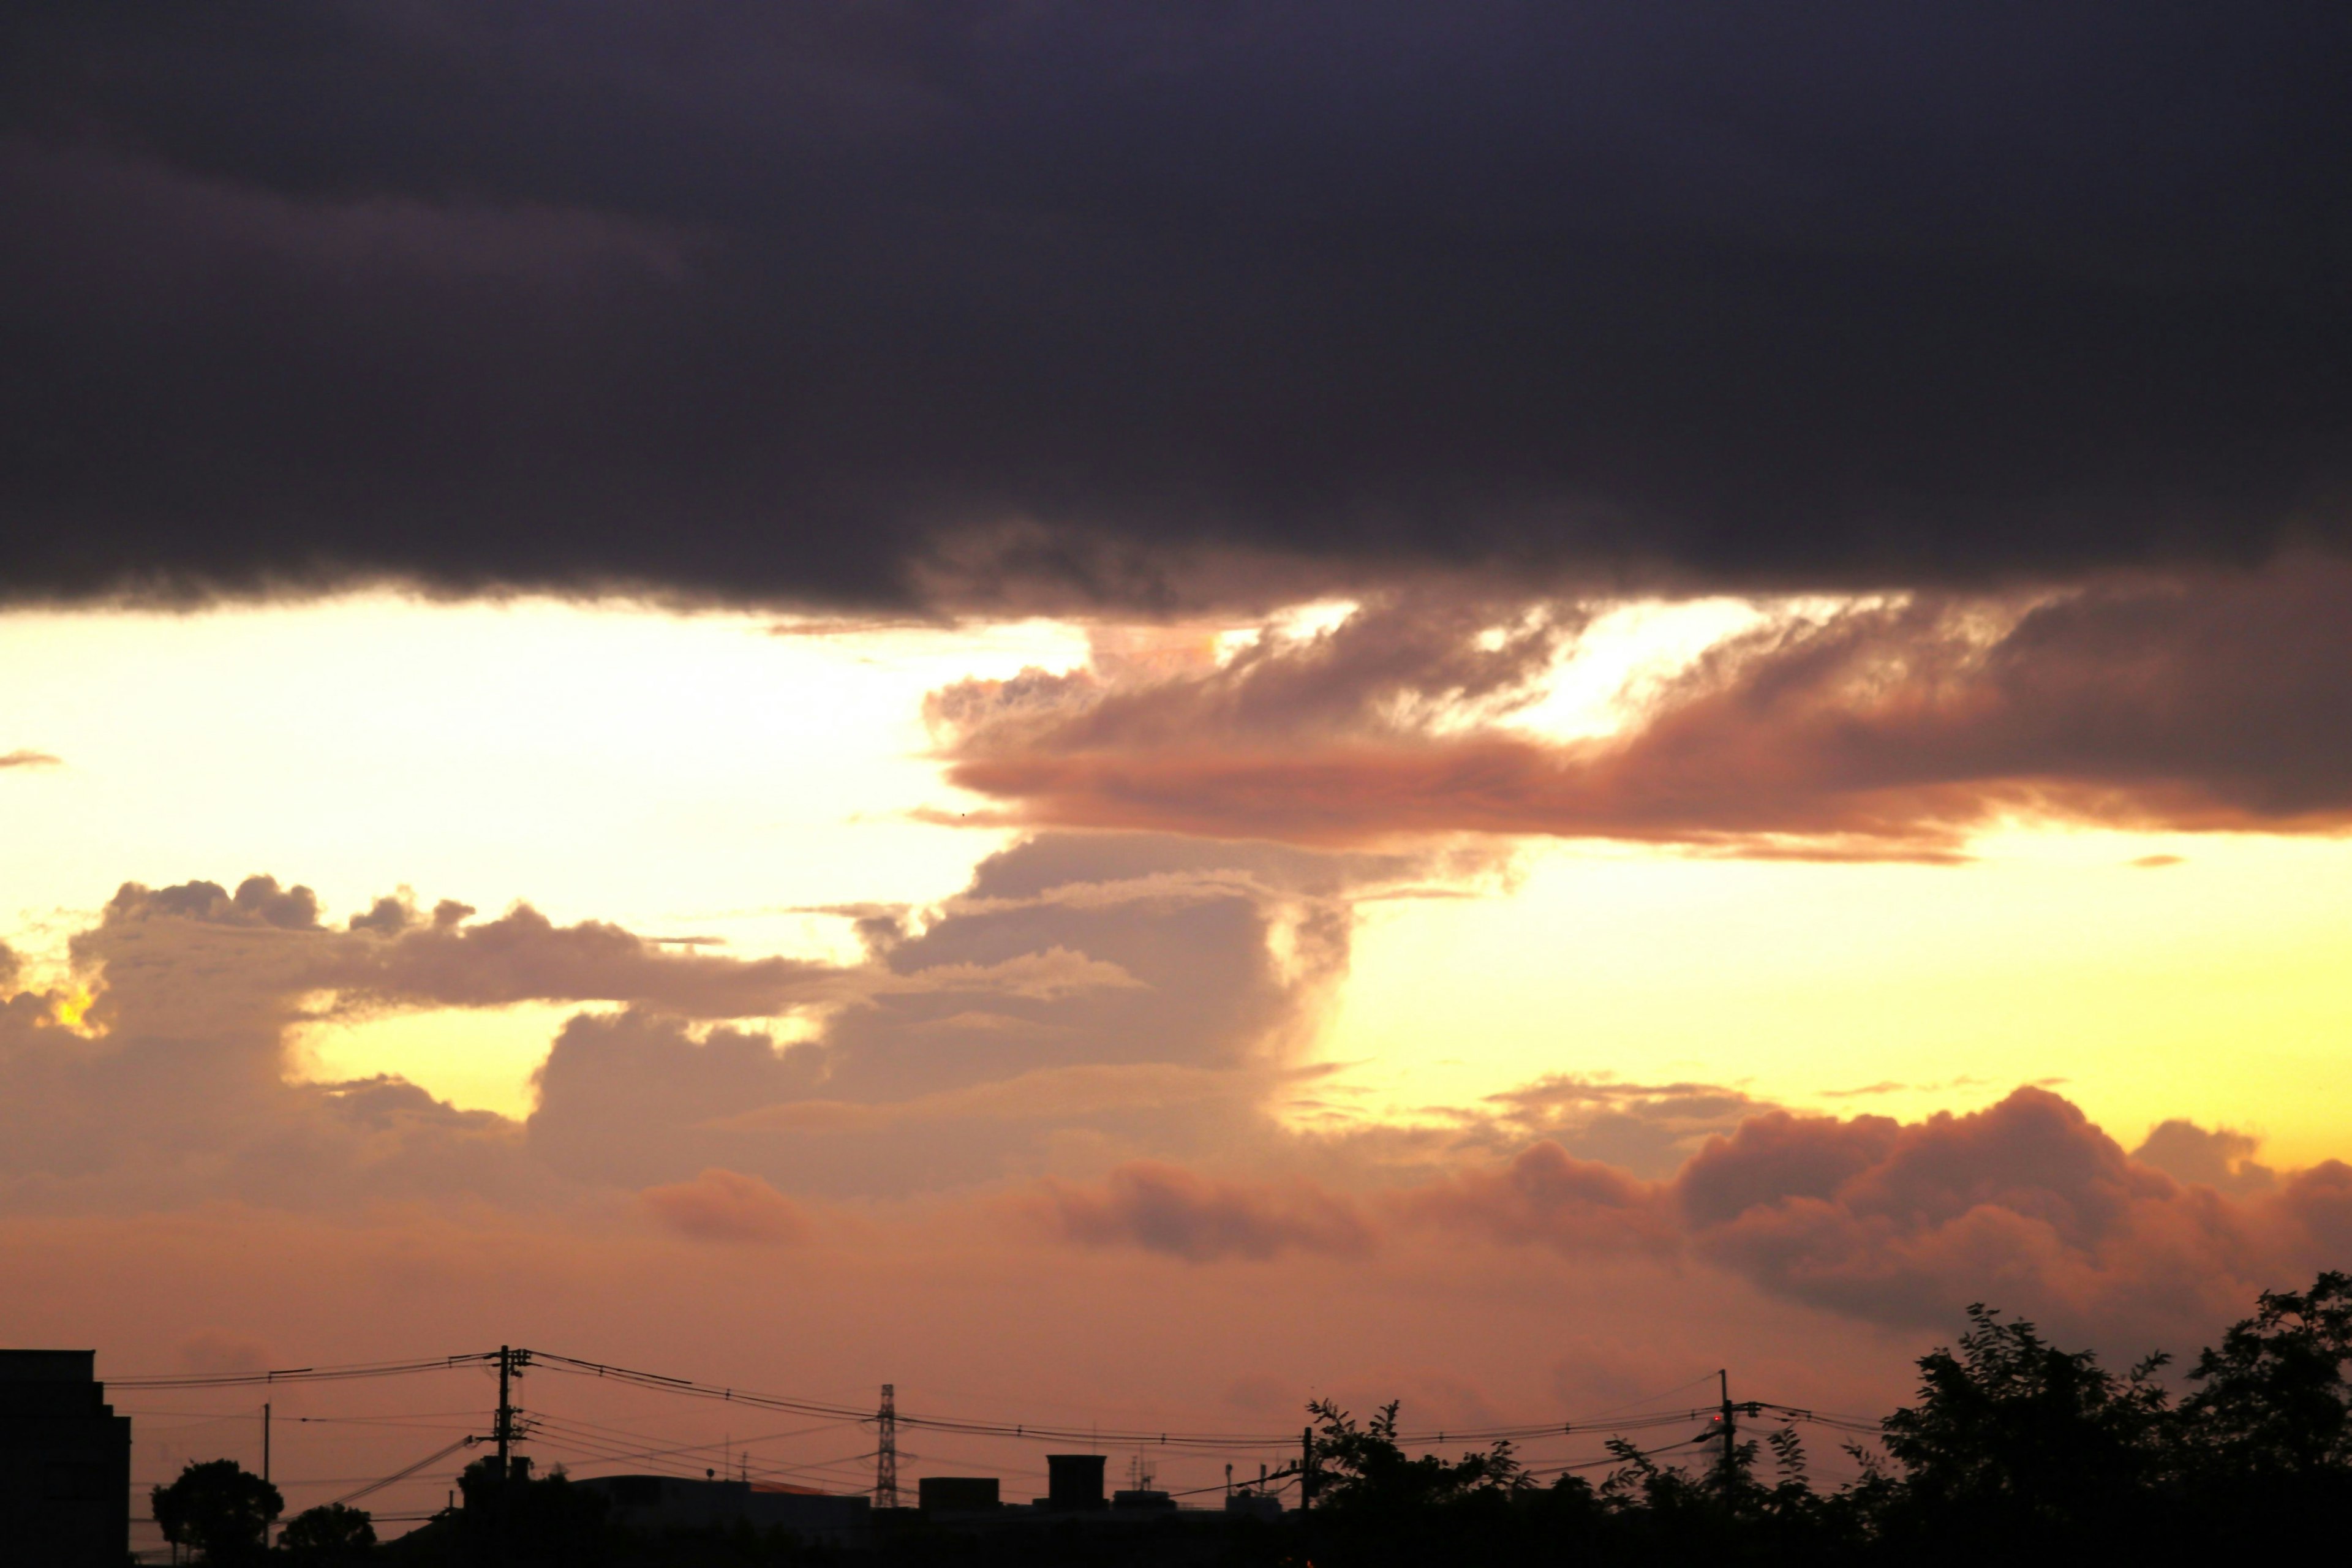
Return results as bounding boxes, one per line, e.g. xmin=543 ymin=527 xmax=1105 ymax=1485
xmin=4 ymin=1 xmax=2350 ymax=607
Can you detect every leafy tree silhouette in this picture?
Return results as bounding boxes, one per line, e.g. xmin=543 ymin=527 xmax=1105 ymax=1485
xmin=2182 ymin=1270 xmax=2352 ymax=1476
xmin=1875 ymin=1303 xmax=2169 ymax=1561
xmin=1293 ymin=1400 xmax=1536 ymax=1568
xmin=280 ymin=1501 xmax=377 ymax=1563
xmin=150 ymin=1457 xmax=282 ymax=1566
xmin=1305 ymin=1398 xmax=1523 ymax=1511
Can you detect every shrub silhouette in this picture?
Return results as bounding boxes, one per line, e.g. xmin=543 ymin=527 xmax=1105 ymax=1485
xmin=281 ymin=1501 xmax=377 ymax=1562
xmin=151 ymin=1457 xmax=282 ymax=1565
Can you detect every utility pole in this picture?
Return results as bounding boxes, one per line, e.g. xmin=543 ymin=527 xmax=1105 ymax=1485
xmin=489 ymin=1347 xmax=529 ymax=1567
xmin=1300 ymin=1425 xmax=1316 ymax=1511
xmin=262 ymin=1401 xmax=271 ymax=1484
xmin=496 ymin=1347 xmax=516 ymax=1480
xmin=874 ymin=1384 xmax=899 ymax=1509
xmin=1717 ymin=1369 xmax=1736 ymax=1499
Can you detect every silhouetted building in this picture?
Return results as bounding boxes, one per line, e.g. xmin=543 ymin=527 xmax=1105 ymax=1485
xmin=1224 ymin=1490 xmax=1284 ymax=1521
xmin=0 ymin=1351 xmax=130 ymax=1567
xmin=1044 ymin=1453 xmax=1106 ymax=1512
xmin=1112 ymin=1487 xmax=1175 ymax=1513
xmin=918 ymin=1476 xmax=1000 ymax=1512
xmin=574 ymin=1474 xmax=870 ymax=1546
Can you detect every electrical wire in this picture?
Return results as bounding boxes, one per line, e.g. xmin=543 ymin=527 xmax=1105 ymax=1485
xmin=111 ymin=1344 xmax=1890 ymax=1499
xmin=329 ymin=1436 xmax=480 ymax=1507
xmin=527 ymin=1351 xmax=1745 ymax=1452
xmin=113 ymin=1354 xmax=497 ymax=1390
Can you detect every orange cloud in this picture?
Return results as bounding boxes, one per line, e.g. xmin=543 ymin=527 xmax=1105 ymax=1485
xmin=640 ymin=1168 xmax=811 ymax=1245
xmin=1025 ymin=1160 xmax=1375 ymax=1262
xmin=1399 ymin=1140 xmax=1673 ymax=1255
xmin=1021 ymin=1089 xmax=2352 ymax=1351
xmin=932 ymin=561 xmax=2352 ymax=858
xmin=15 ymin=860 xmax=2350 ymax=1363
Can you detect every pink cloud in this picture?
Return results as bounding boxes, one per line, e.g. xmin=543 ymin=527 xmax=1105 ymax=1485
xmin=1022 ymin=1089 xmax=2350 ymax=1351
xmin=932 ymin=561 xmax=2352 ymax=858
xmin=1027 ymin=1159 xmax=1375 ymax=1262
xmin=1399 ymin=1140 xmax=1672 ymax=1254
xmin=639 ymin=1168 xmax=811 ymax=1245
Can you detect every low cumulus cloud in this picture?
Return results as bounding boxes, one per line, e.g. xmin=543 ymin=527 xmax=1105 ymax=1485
xmin=1026 ymin=1088 xmax=2352 ymax=1349
xmin=639 ymin=1168 xmax=812 ymax=1245
xmin=1461 ymin=1077 xmax=1774 ymax=1180
xmin=1027 ymin=1159 xmax=1375 ymax=1262
xmin=328 ymin=895 xmax=851 ymax=1017
xmin=2132 ymin=1119 xmax=2278 ymax=1196
xmin=0 ymin=870 xmax=933 ymax=1210
xmin=933 ymin=560 xmax=2352 ymax=859
xmin=526 ymin=833 xmax=1447 ymax=1197
xmin=87 ymin=874 xmax=854 ymax=1020
xmin=1 ymin=834 xmax=1441 ymax=1208
xmin=13 ymin=858 xmax=2350 ymax=1358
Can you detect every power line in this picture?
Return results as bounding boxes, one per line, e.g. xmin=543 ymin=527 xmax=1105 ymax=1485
xmin=331 ymin=1436 xmax=480 ymax=1509
xmin=111 ymin=1354 xmax=497 ymax=1390
xmin=111 ymin=1345 xmax=1881 ymax=1494
xmin=118 ymin=1346 xmax=1724 ymax=1451
xmin=527 ymin=1350 xmax=1719 ymax=1450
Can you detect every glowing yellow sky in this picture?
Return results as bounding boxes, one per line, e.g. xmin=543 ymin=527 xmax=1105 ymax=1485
xmin=1325 ymin=831 xmax=2352 ymax=1169
xmin=4 ymin=594 xmax=2346 ymax=1167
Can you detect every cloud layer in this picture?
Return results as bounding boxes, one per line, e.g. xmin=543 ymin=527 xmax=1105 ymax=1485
xmin=934 ymin=562 xmax=2352 ymax=856
xmin=0 ymin=836 xmax=1428 ymax=1208
xmin=1036 ymin=1088 xmax=2352 ymax=1349
xmin=4 ymin=2 xmax=2350 ymax=606
xmin=6 ymin=850 xmax=2348 ymax=1365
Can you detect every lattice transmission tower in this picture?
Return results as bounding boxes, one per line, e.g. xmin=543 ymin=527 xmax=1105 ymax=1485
xmin=874 ymin=1383 xmax=899 ymax=1509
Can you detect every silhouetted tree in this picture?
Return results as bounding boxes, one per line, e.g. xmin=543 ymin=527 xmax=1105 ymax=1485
xmin=1305 ymin=1399 xmax=1523 ymax=1510
xmin=2181 ymin=1270 xmax=2352 ymax=1475
xmin=1875 ymin=1304 xmax=2169 ymax=1559
xmin=152 ymin=1458 xmax=282 ymax=1565
xmin=1290 ymin=1400 xmax=1536 ymax=1568
xmin=279 ymin=1501 xmax=376 ymax=1562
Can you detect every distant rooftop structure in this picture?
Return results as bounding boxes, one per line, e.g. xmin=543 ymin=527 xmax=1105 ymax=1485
xmin=0 ymin=1350 xmax=132 ymax=1567
xmin=1044 ymin=1453 xmax=1107 ymax=1512
xmin=573 ymin=1474 xmax=870 ymax=1547
xmin=918 ymin=1475 xmax=1000 ymax=1512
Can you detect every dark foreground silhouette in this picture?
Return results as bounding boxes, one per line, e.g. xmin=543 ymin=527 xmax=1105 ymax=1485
xmin=154 ymin=1273 xmax=2352 ymax=1566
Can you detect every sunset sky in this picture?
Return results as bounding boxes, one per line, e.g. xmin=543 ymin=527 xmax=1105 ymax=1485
xmin=6 ymin=1 xmax=2352 ymax=1543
